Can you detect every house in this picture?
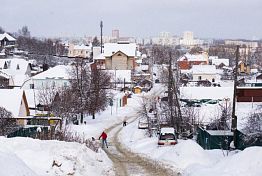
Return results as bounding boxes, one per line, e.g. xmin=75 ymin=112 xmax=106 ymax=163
xmin=209 ymin=56 xmax=229 ymax=67
xmin=103 ymin=42 xmax=139 ymax=70
xmin=178 ymin=53 xmax=208 ymax=70
xmin=0 ymin=89 xmax=30 ymax=125
xmin=68 ymin=44 xmax=91 ymax=58
xmin=0 ymin=71 xmax=11 ymax=88
xmin=191 ymin=65 xmax=218 ymax=83
xmin=237 ymin=87 xmax=262 ymax=102
xmin=238 ymin=61 xmax=250 ymax=74
xmin=93 ymin=53 xmax=106 ymax=70
xmin=0 ymin=32 xmax=16 ymax=48
xmin=21 ymin=65 xmax=71 ymax=90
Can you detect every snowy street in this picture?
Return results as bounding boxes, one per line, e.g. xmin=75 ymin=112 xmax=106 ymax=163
xmin=104 ymin=116 xmax=177 ymax=176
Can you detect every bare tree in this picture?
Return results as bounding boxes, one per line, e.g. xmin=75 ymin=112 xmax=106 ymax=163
xmin=88 ymin=67 xmax=111 ymax=119
xmin=244 ymin=107 xmax=262 ymax=134
xmin=0 ymin=106 xmax=17 ymax=136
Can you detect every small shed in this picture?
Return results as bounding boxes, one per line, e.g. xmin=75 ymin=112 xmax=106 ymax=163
xmin=197 ymin=127 xmax=233 ymax=150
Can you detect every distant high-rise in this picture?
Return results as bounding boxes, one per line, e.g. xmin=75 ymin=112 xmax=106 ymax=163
xmin=112 ymin=29 xmax=119 ymax=39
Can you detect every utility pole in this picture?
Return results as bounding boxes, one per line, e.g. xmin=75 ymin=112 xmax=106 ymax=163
xmin=168 ymin=49 xmax=175 ymax=128
xmin=231 ymin=45 xmax=239 ymax=149
xmin=100 ymin=20 xmax=103 ymax=54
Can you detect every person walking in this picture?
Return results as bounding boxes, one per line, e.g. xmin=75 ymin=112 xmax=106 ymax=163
xmin=99 ymin=131 xmax=108 ymax=148
xmin=123 ymin=116 xmax=127 ymax=127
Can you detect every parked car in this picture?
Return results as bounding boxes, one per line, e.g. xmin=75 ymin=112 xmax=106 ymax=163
xmin=158 ymin=127 xmax=177 ymax=146
xmin=138 ymin=118 xmax=148 ymax=129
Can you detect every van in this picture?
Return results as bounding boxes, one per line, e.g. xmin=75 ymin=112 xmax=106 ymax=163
xmin=158 ymin=127 xmax=177 ymax=145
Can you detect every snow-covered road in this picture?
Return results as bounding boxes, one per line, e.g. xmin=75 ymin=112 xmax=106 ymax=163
xmin=104 ymin=117 xmax=177 ymax=176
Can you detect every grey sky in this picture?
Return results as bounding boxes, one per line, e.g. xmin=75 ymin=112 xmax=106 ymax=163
xmin=1 ymin=0 xmax=262 ymax=39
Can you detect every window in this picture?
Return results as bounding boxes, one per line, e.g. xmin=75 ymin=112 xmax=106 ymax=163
xmin=30 ymin=84 xmax=34 ymax=89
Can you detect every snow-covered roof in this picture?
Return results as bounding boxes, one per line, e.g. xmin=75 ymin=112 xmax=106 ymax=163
xmin=104 ymin=43 xmax=137 ymax=57
xmin=191 ymin=65 xmax=217 ymax=74
xmin=23 ymin=89 xmax=40 ymax=108
xmin=12 ymin=74 xmax=29 ymax=87
xmin=73 ymin=44 xmax=91 ymax=50
xmin=141 ymin=65 xmax=149 ymax=71
xmin=179 ymin=53 xmax=207 ymax=62
xmin=108 ymin=70 xmax=131 ymax=82
xmin=0 ymin=33 xmax=16 ymax=41
xmin=180 ymin=87 xmax=233 ymax=100
xmin=32 ymin=65 xmax=71 ymax=80
xmin=93 ymin=53 xmax=105 ymax=60
xmin=206 ymin=130 xmax=233 ymax=136
xmin=0 ymin=58 xmax=30 ymax=76
xmin=211 ymin=58 xmax=229 ymax=67
xmin=0 ymin=89 xmax=25 ymax=117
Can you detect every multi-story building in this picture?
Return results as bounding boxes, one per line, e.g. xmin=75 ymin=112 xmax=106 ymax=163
xmin=68 ymin=44 xmax=91 ymax=58
xmin=180 ymin=31 xmax=203 ymax=46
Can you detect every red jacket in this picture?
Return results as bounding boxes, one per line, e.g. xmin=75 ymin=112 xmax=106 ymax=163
xmin=100 ymin=132 xmax=107 ymax=139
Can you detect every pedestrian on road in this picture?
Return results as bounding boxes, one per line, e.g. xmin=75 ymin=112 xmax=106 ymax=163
xmin=99 ymin=131 xmax=108 ymax=148
xmin=123 ymin=116 xmax=128 ymax=127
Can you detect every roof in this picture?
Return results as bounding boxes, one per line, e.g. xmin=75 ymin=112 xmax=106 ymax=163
xmin=104 ymin=43 xmax=137 ymax=57
xmin=179 ymin=53 xmax=207 ymax=62
xmin=32 ymin=65 xmax=71 ymax=80
xmin=0 ymin=89 xmax=25 ymax=117
xmin=73 ymin=44 xmax=91 ymax=50
xmin=206 ymin=130 xmax=233 ymax=136
xmin=191 ymin=65 xmax=217 ymax=74
xmin=211 ymin=58 xmax=229 ymax=67
xmin=0 ymin=58 xmax=30 ymax=76
xmin=180 ymin=87 xmax=233 ymax=100
xmin=93 ymin=53 xmax=105 ymax=60
xmin=0 ymin=33 xmax=16 ymax=41
xmin=23 ymin=89 xmax=40 ymax=108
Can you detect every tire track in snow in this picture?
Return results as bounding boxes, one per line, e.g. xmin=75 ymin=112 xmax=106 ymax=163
xmin=104 ymin=116 xmax=178 ymax=176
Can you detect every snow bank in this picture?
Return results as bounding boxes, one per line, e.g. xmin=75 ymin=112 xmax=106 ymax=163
xmin=0 ymin=150 xmax=36 ymax=176
xmin=119 ymin=112 xmax=262 ymax=176
xmin=185 ymin=147 xmax=262 ymax=176
xmin=120 ymin=121 xmax=216 ymax=172
xmin=0 ymin=137 xmax=113 ymax=176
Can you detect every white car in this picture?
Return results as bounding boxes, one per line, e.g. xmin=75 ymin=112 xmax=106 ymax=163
xmin=138 ymin=118 xmax=148 ymax=129
xmin=158 ymin=127 xmax=177 ymax=146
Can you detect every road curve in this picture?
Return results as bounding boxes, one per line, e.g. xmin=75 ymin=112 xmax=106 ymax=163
xmin=104 ymin=117 xmax=178 ymax=176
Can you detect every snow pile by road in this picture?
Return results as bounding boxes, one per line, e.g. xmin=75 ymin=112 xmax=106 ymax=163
xmin=0 ymin=137 xmax=113 ymax=176
xmin=119 ymin=118 xmax=262 ymax=176
xmin=185 ymin=147 xmax=262 ymax=176
xmin=0 ymin=150 xmax=36 ymax=176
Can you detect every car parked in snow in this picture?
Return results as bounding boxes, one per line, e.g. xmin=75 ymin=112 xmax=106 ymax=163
xmin=138 ymin=118 xmax=148 ymax=129
xmin=158 ymin=127 xmax=177 ymax=146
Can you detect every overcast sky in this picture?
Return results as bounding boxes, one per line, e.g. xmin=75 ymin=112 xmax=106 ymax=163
xmin=1 ymin=0 xmax=262 ymax=39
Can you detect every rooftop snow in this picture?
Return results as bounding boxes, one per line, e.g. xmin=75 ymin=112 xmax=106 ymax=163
xmin=180 ymin=87 xmax=233 ymax=100
xmin=211 ymin=58 xmax=229 ymax=66
xmin=0 ymin=89 xmax=25 ymax=117
xmin=179 ymin=53 xmax=207 ymax=62
xmin=0 ymin=33 xmax=16 ymax=41
xmin=104 ymin=43 xmax=137 ymax=57
xmin=191 ymin=65 xmax=217 ymax=74
xmin=32 ymin=65 xmax=71 ymax=80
